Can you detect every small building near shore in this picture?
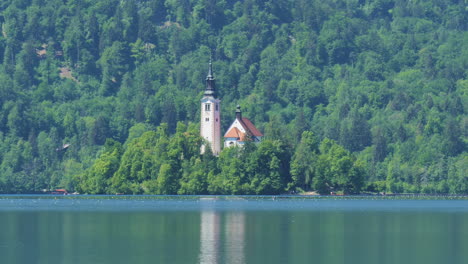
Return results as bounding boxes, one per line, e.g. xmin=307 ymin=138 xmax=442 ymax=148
xmin=224 ymin=105 xmax=263 ymax=148
xmin=200 ymin=60 xmax=263 ymax=154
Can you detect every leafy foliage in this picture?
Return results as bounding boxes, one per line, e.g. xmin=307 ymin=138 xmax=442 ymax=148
xmin=0 ymin=0 xmax=466 ymax=194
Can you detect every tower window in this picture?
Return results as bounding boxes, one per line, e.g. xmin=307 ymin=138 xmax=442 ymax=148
xmin=205 ymin=118 xmax=209 ymax=122
xmin=215 ymin=104 xmax=218 ymax=111
xmin=205 ymin=104 xmax=211 ymax=111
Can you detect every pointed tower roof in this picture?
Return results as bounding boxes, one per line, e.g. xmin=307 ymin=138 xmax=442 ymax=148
xmin=204 ymin=59 xmax=217 ymax=98
xmin=206 ymin=59 xmax=214 ymax=80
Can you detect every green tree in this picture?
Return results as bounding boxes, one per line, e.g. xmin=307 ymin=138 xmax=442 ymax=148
xmin=178 ymin=157 xmax=209 ymax=194
xmin=98 ymin=41 xmax=131 ymax=95
xmin=77 ymin=139 xmax=122 ymax=194
xmin=247 ymin=140 xmax=291 ymax=195
xmin=313 ymin=139 xmax=365 ymax=194
xmin=211 ymin=146 xmax=249 ymax=194
xmin=289 ymin=131 xmax=319 ymax=191
xmin=109 ymin=130 xmax=163 ymax=194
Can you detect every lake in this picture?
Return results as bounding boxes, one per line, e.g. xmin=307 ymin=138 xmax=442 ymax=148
xmin=0 ymin=195 xmax=467 ymax=264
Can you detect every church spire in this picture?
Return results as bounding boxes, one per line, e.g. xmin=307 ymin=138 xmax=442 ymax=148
xmin=204 ymin=59 xmax=217 ymax=98
xmin=236 ymin=105 xmax=242 ymax=120
xmin=200 ymin=57 xmax=221 ymax=156
xmin=207 ymin=58 xmax=214 ymax=80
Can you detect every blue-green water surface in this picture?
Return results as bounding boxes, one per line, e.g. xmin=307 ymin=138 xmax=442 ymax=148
xmin=0 ymin=195 xmax=467 ymax=264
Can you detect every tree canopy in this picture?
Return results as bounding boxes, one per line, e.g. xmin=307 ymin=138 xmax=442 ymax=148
xmin=0 ymin=0 xmax=466 ymax=195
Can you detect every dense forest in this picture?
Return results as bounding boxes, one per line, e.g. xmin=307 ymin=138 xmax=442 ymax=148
xmin=0 ymin=0 xmax=466 ymax=195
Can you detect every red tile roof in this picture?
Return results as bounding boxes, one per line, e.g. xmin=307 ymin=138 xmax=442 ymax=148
xmin=224 ymin=127 xmax=242 ymax=138
xmin=224 ymin=117 xmax=263 ymax=142
xmin=241 ymin=118 xmax=263 ymax=137
xmin=224 ymin=127 xmax=249 ymax=141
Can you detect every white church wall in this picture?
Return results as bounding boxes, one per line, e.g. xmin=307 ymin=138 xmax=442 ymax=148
xmin=200 ymin=98 xmax=221 ymax=156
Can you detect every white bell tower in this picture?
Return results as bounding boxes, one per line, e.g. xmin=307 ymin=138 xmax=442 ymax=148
xmin=200 ymin=60 xmax=221 ymax=156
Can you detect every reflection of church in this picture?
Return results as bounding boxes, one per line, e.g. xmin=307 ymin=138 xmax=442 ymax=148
xmin=199 ymin=205 xmax=245 ymax=264
xmin=199 ymin=210 xmax=221 ymax=264
xmin=200 ymin=61 xmax=262 ymax=156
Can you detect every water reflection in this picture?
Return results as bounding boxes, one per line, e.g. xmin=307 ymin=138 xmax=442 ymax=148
xmin=0 ymin=197 xmax=466 ymax=264
xmin=225 ymin=212 xmax=245 ymax=264
xmin=199 ymin=203 xmax=245 ymax=264
xmin=199 ymin=210 xmax=220 ymax=264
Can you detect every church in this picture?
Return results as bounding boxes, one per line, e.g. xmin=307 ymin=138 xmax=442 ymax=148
xmin=200 ymin=61 xmax=262 ymax=156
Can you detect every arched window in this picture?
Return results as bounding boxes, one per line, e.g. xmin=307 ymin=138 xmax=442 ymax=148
xmin=205 ymin=104 xmax=211 ymax=111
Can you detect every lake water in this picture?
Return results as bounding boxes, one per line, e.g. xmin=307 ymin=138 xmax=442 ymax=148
xmin=0 ymin=196 xmax=467 ymax=264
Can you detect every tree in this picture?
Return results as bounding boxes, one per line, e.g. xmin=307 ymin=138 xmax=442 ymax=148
xmin=247 ymin=140 xmax=291 ymax=195
xmin=63 ymin=14 xmax=84 ymax=65
xmin=210 ymin=146 xmax=248 ymax=194
xmin=109 ymin=130 xmax=163 ymax=194
xmin=313 ymin=139 xmax=365 ymax=194
xmin=372 ymin=127 xmax=388 ymax=163
xmin=289 ymin=131 xmax=318 ymax=191
xmin=178 ymin=157 xmax=209 ymax=194
xmin=0 ymin=0 xmax=465 ymax=195
xmin=77 ymin=139 xmax=122 ymax=194
xmin=442 ymin=118 xmax=464 ymax=156
xmin=447 ymin=156 xmax=467 ymax=194
xmin=98 ymin=41 xmax=131 ymax=95
xmin=318 ymin=13 xmax=360 ymax=65
xmin=339 ymin=109 xmax=372 ymax=152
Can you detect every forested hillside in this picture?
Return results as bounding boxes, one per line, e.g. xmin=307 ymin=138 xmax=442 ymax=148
xmin=0 ymin=0 xmax=466 ymax=194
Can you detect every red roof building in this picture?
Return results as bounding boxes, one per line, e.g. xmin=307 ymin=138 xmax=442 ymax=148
xmin=224 ymin=105 xmax=263 ymax=148
xmin=51 ymin=189 xmax=68 ymax=195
